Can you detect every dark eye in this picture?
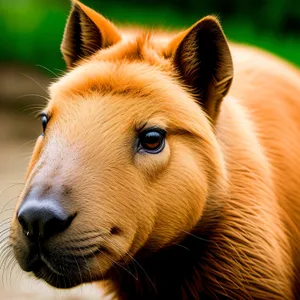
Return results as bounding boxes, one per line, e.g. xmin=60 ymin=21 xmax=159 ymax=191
xmin=40 ymin=114 xmax=49 ymax=133
xmin=138 ymin=129 xmax=166 ymax=154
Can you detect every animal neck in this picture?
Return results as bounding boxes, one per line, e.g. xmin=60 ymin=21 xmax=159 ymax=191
xmin=107 ymin=202 xmax=224 ymax=300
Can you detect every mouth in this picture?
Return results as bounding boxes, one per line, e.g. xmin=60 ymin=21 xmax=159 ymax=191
xmin=17 ymin=245 xmax=106 ymax=288
xmin=11 ymin=223 xmax=129 ymax=288
xmin=31 ymin=259 xmax=81 ymax=288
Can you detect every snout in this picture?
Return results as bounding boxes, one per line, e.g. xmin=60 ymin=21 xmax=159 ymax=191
xmin=17 ymin=198 xmax=75 ymax=242
xmin=12 ymin=190 xmax=77 ymax=274
xmin=10 ymin=183 xmax=130 ymax=288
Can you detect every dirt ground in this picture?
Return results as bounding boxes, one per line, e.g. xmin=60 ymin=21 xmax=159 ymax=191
xmin=0 ymin=65 xmax=107 ymax=299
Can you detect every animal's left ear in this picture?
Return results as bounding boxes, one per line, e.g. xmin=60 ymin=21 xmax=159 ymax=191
xmin=166 ymin=16 xmax=233 ymax=121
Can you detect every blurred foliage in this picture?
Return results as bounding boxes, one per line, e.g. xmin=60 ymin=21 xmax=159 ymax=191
xmin=0 ymin=0 xmax=299 ymax=72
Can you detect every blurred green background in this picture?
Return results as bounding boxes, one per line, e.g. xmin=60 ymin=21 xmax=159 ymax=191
xmin=0 ymin=0 xmax=299 ymax=143
xmin=0 ymin=0 xmax=299 ymax=164
xmin=1 ymin=0 xmax=300 ymax=70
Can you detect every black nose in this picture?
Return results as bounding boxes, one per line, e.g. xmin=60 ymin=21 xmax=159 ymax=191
xmin=17 ymin=199 xmax=75 ymax=241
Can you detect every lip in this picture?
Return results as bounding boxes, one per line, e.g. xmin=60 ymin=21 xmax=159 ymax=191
xmin=39 ymin=253 xmax=66 ymax=276
xmin=28 ymin=252 xmax=67 ymax=277
xmin=13 ymin=233 xmax=110 ymax=288
xmin=24 ymin=246 xmax=107 ymax=288
xmin=28 ymin=253 xmax=87 ymax=288
xmin=21 ymin=242 xmax=105 ymax=270
xmin=32 ymin=261 xmax=81 ymax=288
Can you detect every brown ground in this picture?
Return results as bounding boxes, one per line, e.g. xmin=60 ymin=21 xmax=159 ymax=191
xmin=0 ymin=64 xmax=106 ymax=299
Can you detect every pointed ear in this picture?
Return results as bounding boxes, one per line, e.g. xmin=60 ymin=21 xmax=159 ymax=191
xmin=61 ymin=0 xmax=121 ymax=68
xmin=167 ymin=16 xmax=233 ymax=121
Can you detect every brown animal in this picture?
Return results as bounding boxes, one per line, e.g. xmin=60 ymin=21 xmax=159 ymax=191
xmin=10 ymin=0 xmax=300 ymax=299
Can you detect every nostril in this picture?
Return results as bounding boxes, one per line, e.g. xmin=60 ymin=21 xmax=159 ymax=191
xmin=17 ymin=213 xmax=37 ymax=240
xmin=110 ymin=226 xmax=121 ymax=235
xmin=17 ymin=201 xmax=77 ymax=242
xmin=18 ymin=215 xmax=28 ymax=232
xmin=46 ymin=212 xmax=77 ymax=237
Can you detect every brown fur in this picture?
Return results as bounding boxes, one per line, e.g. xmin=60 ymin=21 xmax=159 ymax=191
xmin=10 ymin=1 xmax=300 ymax=299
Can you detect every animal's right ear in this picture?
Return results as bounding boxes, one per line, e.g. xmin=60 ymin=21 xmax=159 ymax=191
xmin=61 ymin=0 xmax=121 ymax=68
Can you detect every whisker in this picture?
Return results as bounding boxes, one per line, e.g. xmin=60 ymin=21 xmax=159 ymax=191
xmin=0 ymin=251 xmax=10 ymax=288
xmin=0 ymin=241 xmax=11 ymax=253
xmin=102 ymin=235 xmax=156 ymax=291
xmin=101 ymin=235 xmax=137 ymax=276
xmin=15 ymin=139 xmax=36 ymax=150
xmin=19 ymin=105 xmax=45 ymax=113
xmin=174 ymin=243 xmax=190 ymax=251
xmin=10 ymin=262 xmax=22 ymax=291
xmin=59 ymin=231 xmax=107 ymax=244
xmin=0 ymin=227 xmax=11 ymax=239
xmin=21 ymin=73 xmax=48 ymax=93
xmin=0 ymin=182 xmax=24 ymax=199
xmin=0 ymin=246 xmax=13 ymax=282
xmin=20 ymin=103 xmax=45 ymax=108
xmin=181 ymin=229 xmax=223 ymax=253
xmin=0 ymin=232 xmax=11 ymax=245
xmin=16 ymin=151 xmax=36 ymax=158
xmin=54 ymin=68 xmax=65 ymax=74
xmin=59 ymin=245 xmax=99 ymax=256
xmin=78 ymin=246 xmax=93 ymax=283
xmin=27 ymin=110 xmax=45 ymax=117
xmin=72 ymin=253 xmax=84 ymax=286
xmin=182 ymin=230 xmax=212 ymax=243
xmin=64 ymin=246 xmax=106 ymax=262
xmin=0 ymin=219 xmax=13 ymax=230
xmin=94 ymin=252 xmax=105 ymax=281
xmin=0 ymin=207 xmax=16 ymax=219
xmin=0 ymin=244 xmax=10 ymax=257
xmin=36 ymin=64 xmax=60 ymax=78
xmin=63 ymin=270 xmax=67 ymax=290
xmin=66 ymin=234 xmax=98 ymax=283
xmin=17 ymin=93 xmax=50 ymax=103
xmin=0 ymin=234 xmax=12 ymax=246
xmin=6 ymin=252 xmax=16 ymax=289
xmin=101 ymin=250 xmax=138 ymax=281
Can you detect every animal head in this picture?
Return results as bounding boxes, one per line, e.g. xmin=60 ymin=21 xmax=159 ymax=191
xmin=10 ymin=0 xmax=232 ymax=288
